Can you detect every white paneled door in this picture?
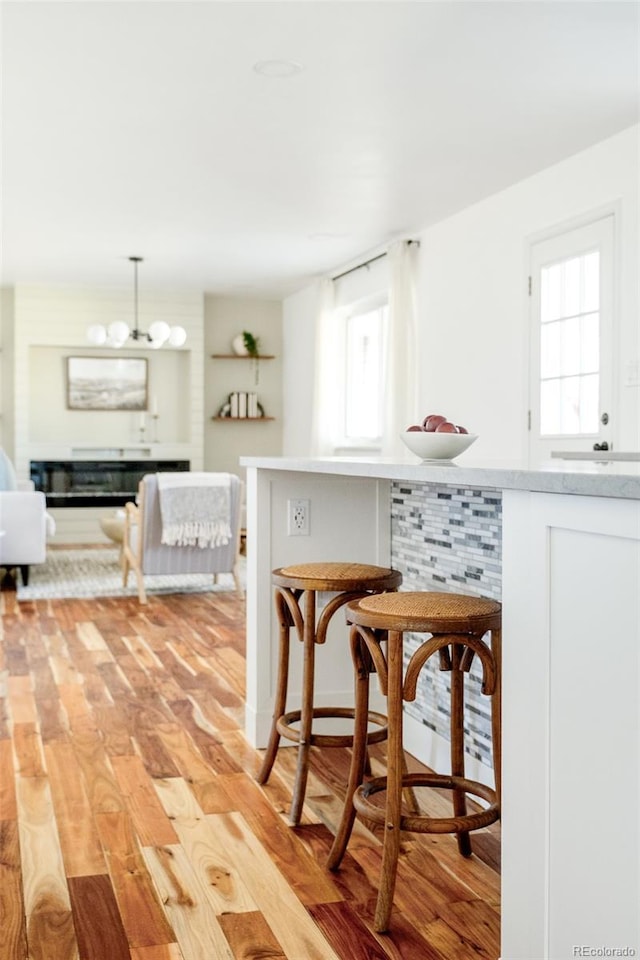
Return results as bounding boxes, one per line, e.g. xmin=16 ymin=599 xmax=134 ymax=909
xmin=528 ymin=214 xmax=615 ymax=463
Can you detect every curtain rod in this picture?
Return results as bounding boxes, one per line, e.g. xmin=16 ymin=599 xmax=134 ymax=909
xmin=331 ymin=239 xmax=419 ymax=283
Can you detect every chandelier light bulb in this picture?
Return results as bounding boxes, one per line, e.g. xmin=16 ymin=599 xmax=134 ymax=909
xmin=168 ymin=325 xmax=187 ymax=347
xmin=148 ymin=320 xmax=171 ymax=345
xmin=108 ymin=320 xmax=130 ymax=345
xmin=87 ymin=324 xmax=107 ymax=345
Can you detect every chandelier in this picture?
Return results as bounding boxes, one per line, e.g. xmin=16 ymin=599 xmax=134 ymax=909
xmin=86 ymin=256 xmax=187 ymax=349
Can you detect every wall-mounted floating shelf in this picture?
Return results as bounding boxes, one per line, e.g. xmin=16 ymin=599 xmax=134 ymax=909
xmin=211 ymin=354 xmax=275 ymax=360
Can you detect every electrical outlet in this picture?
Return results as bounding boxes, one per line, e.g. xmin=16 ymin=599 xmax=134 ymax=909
xmin=287 ymin=498 xmax=310 ymax=536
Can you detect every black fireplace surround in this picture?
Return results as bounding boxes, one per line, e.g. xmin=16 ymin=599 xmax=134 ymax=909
xmin=30 ymin=459 xmax=190 ymax=508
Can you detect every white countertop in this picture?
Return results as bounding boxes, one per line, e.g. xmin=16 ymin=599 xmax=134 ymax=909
xmin=240 ymin=454 xmax=640 ymax=500
xmin=551 ymin=450 xmax=640 ymax=461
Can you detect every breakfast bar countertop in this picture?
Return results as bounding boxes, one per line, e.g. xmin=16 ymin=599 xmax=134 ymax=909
xmin=239 ymin=454 xmax=640 ymax=500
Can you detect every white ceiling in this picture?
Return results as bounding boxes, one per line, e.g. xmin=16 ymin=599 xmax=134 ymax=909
xmin=1 ymin=1 xmax=638 ymax=297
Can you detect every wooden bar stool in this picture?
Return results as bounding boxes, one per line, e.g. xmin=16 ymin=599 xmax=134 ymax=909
xmin=256 ymin=561 xmax=402 ymax=825
xmin=327 ymin=590 xmax=502 ymax=932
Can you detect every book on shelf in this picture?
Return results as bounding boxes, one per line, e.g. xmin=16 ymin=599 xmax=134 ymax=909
xmin=226 ymin=391 xmax=261 ymax=419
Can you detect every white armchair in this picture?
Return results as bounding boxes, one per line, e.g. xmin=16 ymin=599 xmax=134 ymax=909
xmin=122 ymin=472 xmax=243 ymax=604
xmin=0 ymin=490 xmax=51 ymax=586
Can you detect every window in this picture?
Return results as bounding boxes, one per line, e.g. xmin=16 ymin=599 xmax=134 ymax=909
xmin=315 ymin=253 xmax=391 ymax=455
xmin=330 ymin=297 xmax=387 ymax=450
xmin=344 ymin=303 xmax=387 ymax=442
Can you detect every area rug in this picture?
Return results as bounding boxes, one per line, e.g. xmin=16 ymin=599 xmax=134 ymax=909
xmin=15 ymin=547 xmax=245 ymax=601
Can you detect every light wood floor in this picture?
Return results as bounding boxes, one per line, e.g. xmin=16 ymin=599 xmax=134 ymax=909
xmin=0 ymin=574 xmax=500 ymax=960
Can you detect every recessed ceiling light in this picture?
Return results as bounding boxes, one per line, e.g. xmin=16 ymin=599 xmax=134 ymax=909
xmin=253 ymin=59 xmax=304 ymax=79
xmin=308 ymin=232 xmax=350 ymax=241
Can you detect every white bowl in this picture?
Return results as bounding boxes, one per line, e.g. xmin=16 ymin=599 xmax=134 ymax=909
xmin=400 ymin=430 xmax=478 ymax=460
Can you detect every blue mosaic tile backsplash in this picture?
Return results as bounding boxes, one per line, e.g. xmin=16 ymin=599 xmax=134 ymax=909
xmin=390 ymin=482 xmax=502 ymax=769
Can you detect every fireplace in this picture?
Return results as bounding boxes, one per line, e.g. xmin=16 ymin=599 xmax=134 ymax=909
xmin=30 ymin=459 xmax=190 ymax=508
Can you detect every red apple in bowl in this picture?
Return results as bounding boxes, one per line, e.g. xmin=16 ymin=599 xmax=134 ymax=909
xmin=422 ymin=414 xmax=447 ymax=432
xmin=456 ymin=425 xmax=469 ymax=434
xmin=400 ymin=427 xmax=478 ymax=459
xmin=435 ymin=421 xmax=459 ymax=433
xmin=406 ymin=424 xmax=423 ymax=431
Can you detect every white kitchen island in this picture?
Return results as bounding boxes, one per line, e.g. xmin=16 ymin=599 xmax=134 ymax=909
xmin=240 ymin=454 xmax=640 ymax=960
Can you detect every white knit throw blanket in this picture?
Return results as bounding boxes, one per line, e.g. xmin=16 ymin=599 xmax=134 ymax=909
xmin=157 ymin=472 xmax=232 ymax=548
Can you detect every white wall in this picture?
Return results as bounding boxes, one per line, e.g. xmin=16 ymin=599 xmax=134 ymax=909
xmin=416 ymin=125 xmax=638 ymax=461
xmin=0 ymin=282 xmax=286 ymax=541
xmin=281 ymin=283 xmax=321 ymax=457
xmin=28 ymin=345 xmax=192 ymax=446
xmin=6 ymin=284 xmax=204 ymax=481
xmin=0 ymin=289 xmax=15 ymax=455
xmin=282 ymin=125 xmax=639 ymax=461
xmin=204 ymin=295 xmax=283 ymax=485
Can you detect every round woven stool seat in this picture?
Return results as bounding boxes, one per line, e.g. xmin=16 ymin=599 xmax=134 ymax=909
xmin=327 ymin=588 xmax=502 ymax=933
xmin=256 ymin=560 xmax=402 ymax=826
xmin=352 ymin=590 xmax=501 ymax=634
xmin=273 ymin=562 xmax=402 ymax=593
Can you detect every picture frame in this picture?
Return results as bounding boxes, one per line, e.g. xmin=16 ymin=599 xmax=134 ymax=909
xmin=67 ymin=356 xmax=148 ymax=411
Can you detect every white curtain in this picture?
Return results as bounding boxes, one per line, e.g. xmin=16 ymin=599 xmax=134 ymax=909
xmin=310 ymin=277 xmax=338 ymax=456
xmin=381 ymin=239 xmax=419 ymax=458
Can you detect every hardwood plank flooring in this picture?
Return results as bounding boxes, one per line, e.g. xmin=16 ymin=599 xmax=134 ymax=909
xmin=0 ymin=577 xmax=500 ymax=960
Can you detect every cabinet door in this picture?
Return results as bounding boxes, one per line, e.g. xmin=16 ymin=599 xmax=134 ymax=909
xmin=501 ymin=490 xmax=639 ymax=958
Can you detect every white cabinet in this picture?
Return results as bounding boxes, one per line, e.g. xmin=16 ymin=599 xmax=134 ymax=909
xmin=502 ymin=491 xmax=640 ymax=959
xmin=242 ymin=456 xmax=640 ymax=959
xmin=243 ymin=468 xmax=391 ymax=747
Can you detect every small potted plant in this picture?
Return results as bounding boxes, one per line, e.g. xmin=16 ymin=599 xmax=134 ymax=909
xmin=233 ymin=330 xmax=261 ymax=384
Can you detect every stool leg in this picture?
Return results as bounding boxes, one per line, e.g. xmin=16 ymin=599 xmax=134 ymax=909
xmin=288 ymin=589 xmax=316 ymax=826
xmin=401 ymin=752 xmax=421 ymax=815
xmin=491 ymin=627 xmax=502 ymax=806
xmin=374 ymin=630 xmax=404 ymax=933
xmin=450 ymin=642 xmax=471 ymax=857
xmin=327 ymin=626 xmax=372 ymax=870
xmin=256 ymin=594 xmax=292 ymax=785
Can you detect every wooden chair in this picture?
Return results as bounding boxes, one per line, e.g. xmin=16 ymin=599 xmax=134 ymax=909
xmin=256 ymin=561 xmax=402 ymax=825
xmin=327 ymin=590 xmax=502 ymax=932
xmin=122 ymin=472 xmax=243 ymax=604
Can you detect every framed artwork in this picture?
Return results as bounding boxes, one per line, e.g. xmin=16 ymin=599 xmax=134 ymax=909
xmin=67 ymin=356 xmax=148 ymax=410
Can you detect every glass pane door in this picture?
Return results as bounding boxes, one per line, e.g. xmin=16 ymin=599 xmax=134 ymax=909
xmin=528 ymin=215 xmax=614 ymax=464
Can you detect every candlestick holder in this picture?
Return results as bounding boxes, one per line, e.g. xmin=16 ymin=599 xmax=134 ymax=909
xmin=152 ymin=414 xmax=159 ymax=443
